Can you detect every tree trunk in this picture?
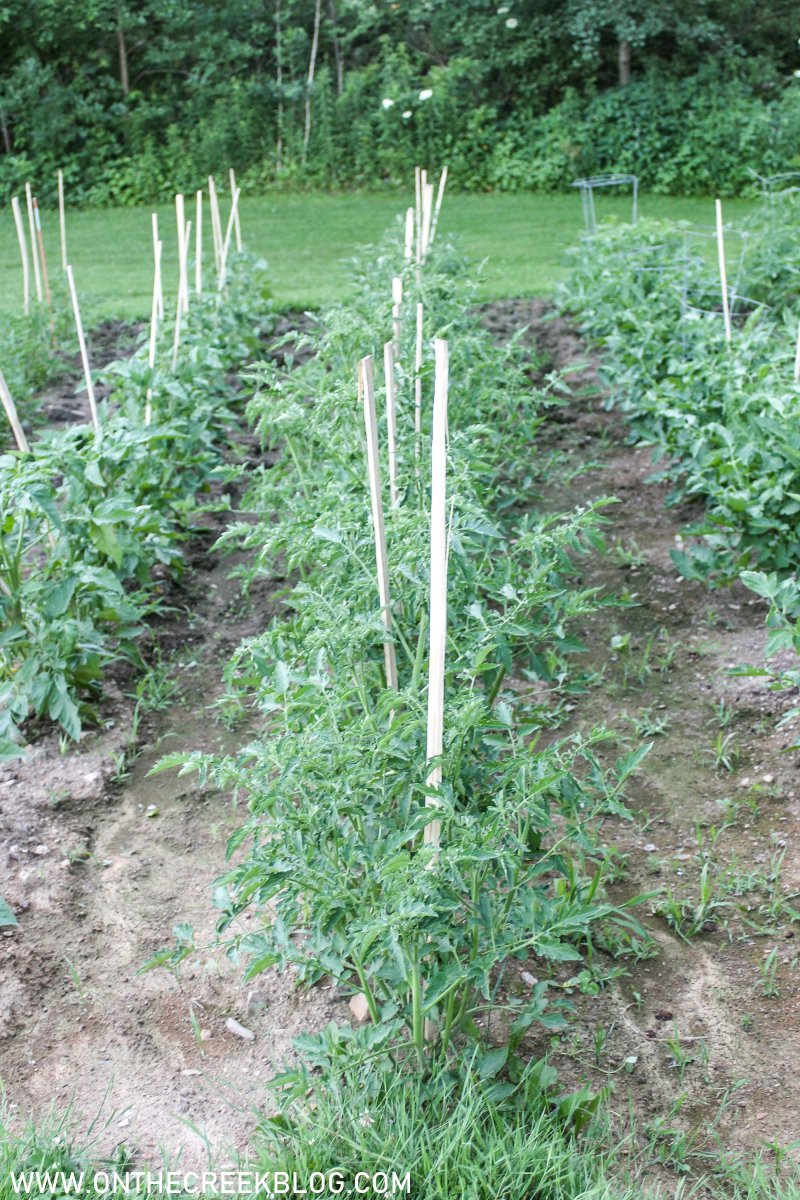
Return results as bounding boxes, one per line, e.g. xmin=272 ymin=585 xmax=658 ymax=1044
xmin=0 ymin=110 xmax=11 ymax=155
xmin=302 ymin=0 xmax=322 ymax=165
xmin=329 ymin=0 xmax=344 ymax=97
xmin=275 ymin=0 xmax=284 ymax=171
xmin=117 ymin=5 xmax=130 ymax=94
xmin=618 ymin=39 xmax=631 ymax=86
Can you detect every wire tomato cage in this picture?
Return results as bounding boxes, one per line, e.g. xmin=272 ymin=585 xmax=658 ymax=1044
xmin=674 ymin=225 xmax=768 ymax=347
xmin=572 ymin=174 xmax=639 ymax=237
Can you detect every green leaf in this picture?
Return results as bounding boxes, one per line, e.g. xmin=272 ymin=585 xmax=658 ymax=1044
xmin=477 ymin=1046 xmax=508 ymax=1080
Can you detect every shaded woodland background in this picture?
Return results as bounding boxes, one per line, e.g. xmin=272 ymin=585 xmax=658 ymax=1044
xmin=0 ymin=0 xmax=798 ymax=203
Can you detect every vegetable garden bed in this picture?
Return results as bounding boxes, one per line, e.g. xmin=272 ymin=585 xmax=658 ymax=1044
xmin=5 ymin=191 xmax=800 ymax=1195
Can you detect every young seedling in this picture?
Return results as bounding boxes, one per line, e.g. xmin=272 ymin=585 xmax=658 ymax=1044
xmin=707 ymin=730 xmax=739 ymax=772
xmin=759 ymin=946 xmax=779 ymax=997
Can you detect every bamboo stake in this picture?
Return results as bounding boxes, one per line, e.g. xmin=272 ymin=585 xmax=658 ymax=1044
xmin=359 ymin=355 xmax=398 ymax=691
xmin=57 ymin=169 xmax=68 ymax=272
xmin=195 ymin=190 xmax=203 ymax=296
xmin=424 ymin=338 xmax=449 ymax=851
xmin=229 ymin=168 xmax=242 ymax=251
xmin=33 ymin=198 xmax=52 ymax=308
xmin=25 ymin=183 xmax=42 ymax=303
xmin=151 ymin=213 xmax=164 ymax=319
xmin=715 ymin=198 xmax=732 ymax=345
xmin=414 ymin=167 xmax=422 ymax=265
xmin=0 ymin=366 xmax=30 ymax=453
xmin=414 ymin=302 xmax=424 ymax=440
xmin=217 ymin=188 xmax=241 ymax=290
xmin=11 ymin=197 xmax=30 ymax=316
xmin=419 ymin=169 xmax=429 ymax=258
xmin=392 ymin=276 xmax=403 ymax=354
xmin=421 ymin=181 xmax=434 ymax=255
xmin=66 ymin=265 xmax=98 ymax=430
xmin=384 ymin=341 xmax=398 ymax=508
xmin=404 ymin=206 xmax=414 ymax=262
xmin=208 ymin=175 xmax=222 ymax=274
xmin=176 ymin=194 xmax=189 ymax=314
xmin=429 ymin=165 xmax=448 ymax=247
xmin=171 ymin=220 xmax=191 ymax=369
xmin=145 ymin=238 xmax=162 ymax=425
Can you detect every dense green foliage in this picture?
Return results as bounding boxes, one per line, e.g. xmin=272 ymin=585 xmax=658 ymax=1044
xmin=154 ymin=230 xmax=649 ymax=1087
xmin=254 ymin=1064 xmax=629 ymax=1200
xmin=561 ymin=203 xmax=800 ymax=580
xmin=1 ymin=1 xmax=798 ymax=203
xmin=560 ymin=194 xmax=800 ymax=741
xmin=0 ymin=255 xmax=272 ymax=756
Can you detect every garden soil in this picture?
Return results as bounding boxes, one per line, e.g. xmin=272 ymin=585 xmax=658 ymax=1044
xmin=483 ymin=300 xmax=800 ymax=1169
xmin=2 ymin=302 xmax=800 ymax=1175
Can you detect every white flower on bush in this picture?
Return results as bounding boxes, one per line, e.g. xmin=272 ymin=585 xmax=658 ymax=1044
xmin=505 ymin=16 xmax=518 ymax=28
xmin=402 ymin=110 xmax=412 ymax=119
xmin=419 ymin=88 xmax=433 ymax=101
xmin=381 ymin=97 xmax=394 ymax=109
xmin=497 ymin=4 xmax=509 ymax=11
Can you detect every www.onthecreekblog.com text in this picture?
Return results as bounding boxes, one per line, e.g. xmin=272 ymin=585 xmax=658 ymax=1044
xmin=9 ymin=1169 xmax=413 ymax=1197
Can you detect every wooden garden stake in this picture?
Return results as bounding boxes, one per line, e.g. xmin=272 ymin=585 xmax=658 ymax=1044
xmin=57 ymin=169 xmax=68 ymax=271
xmin=414 ymin=302 xmax=424 ymax=439
xmin=0 ymin=366 xmax=30 ymax=453
xmin=421 ymin=180 xmax=434 ymax=255
xmin=229 ymin=168 xmax=242 ymax=251
xmin=176 ymin=194 xmax=189 ymax=314
xmin=384 ymin=341 xmax=398 ymax=508
xmin=424 ymin=339 xmax=449 ymax=851
xmin=414 ymin=166 xmax=422 ymax=264
xmin=25 ymin=183 xmax=43 ymax=303
xmin=151 ymin=213 xmax=164 ymax=319
xmin=217 ymin=188 xmax=241 ymax=290
xmin=429 ymin=165 xmax=448 ymax=246
xmin=11 ymin=197 xmax=30 ymax=315
xmin=145 ymin=238 xmax=162 ymax=425
xmin=715 ymin=198 xmax=732 ymax=345
xmin=171 ymin=289 xmax=183 ymax=372
xmin=404 ymin=206 xmax=414 ymax=262
xmin=66 ymin=265 xmax=98 ymax=430
xmin=359 ymin=355 xmax=398 ymax=691
xmin=419 ymin=169 xmax=430 ymax=255
xmin=33 ymin=198 xmax=52 ymax=308
xmin=195 ymin=190 xmax=203 ymax=295
xmin=392 ymin=275 xmax=403 ymax=353
xmin=171 ymin=220 xmax=192 ymax=368
xmin=208 ymin=175 xmax=222 ymax=273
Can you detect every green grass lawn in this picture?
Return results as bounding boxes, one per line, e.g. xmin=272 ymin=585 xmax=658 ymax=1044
xmin=0 ymin=190 xmax=758 ymax=319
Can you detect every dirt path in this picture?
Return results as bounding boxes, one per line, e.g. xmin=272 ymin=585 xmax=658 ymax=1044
xmin=483 ymin=300 xmax=800 ymax=1165
xmin=0 ymin=514 xmax=345 ymax=1165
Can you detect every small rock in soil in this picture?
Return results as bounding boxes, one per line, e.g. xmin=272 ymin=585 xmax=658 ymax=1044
xmin=246 ymin=990 xmax=268 ymax=1016
xmin=348 ymin=994 xmax=370 ymax=1024
xmin=225 ymin=1017 xmax=255 ymax=1041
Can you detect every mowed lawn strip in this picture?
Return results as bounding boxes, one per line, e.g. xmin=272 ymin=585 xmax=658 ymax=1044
xmin=0 ymin=191 xmax=758 ymax=319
